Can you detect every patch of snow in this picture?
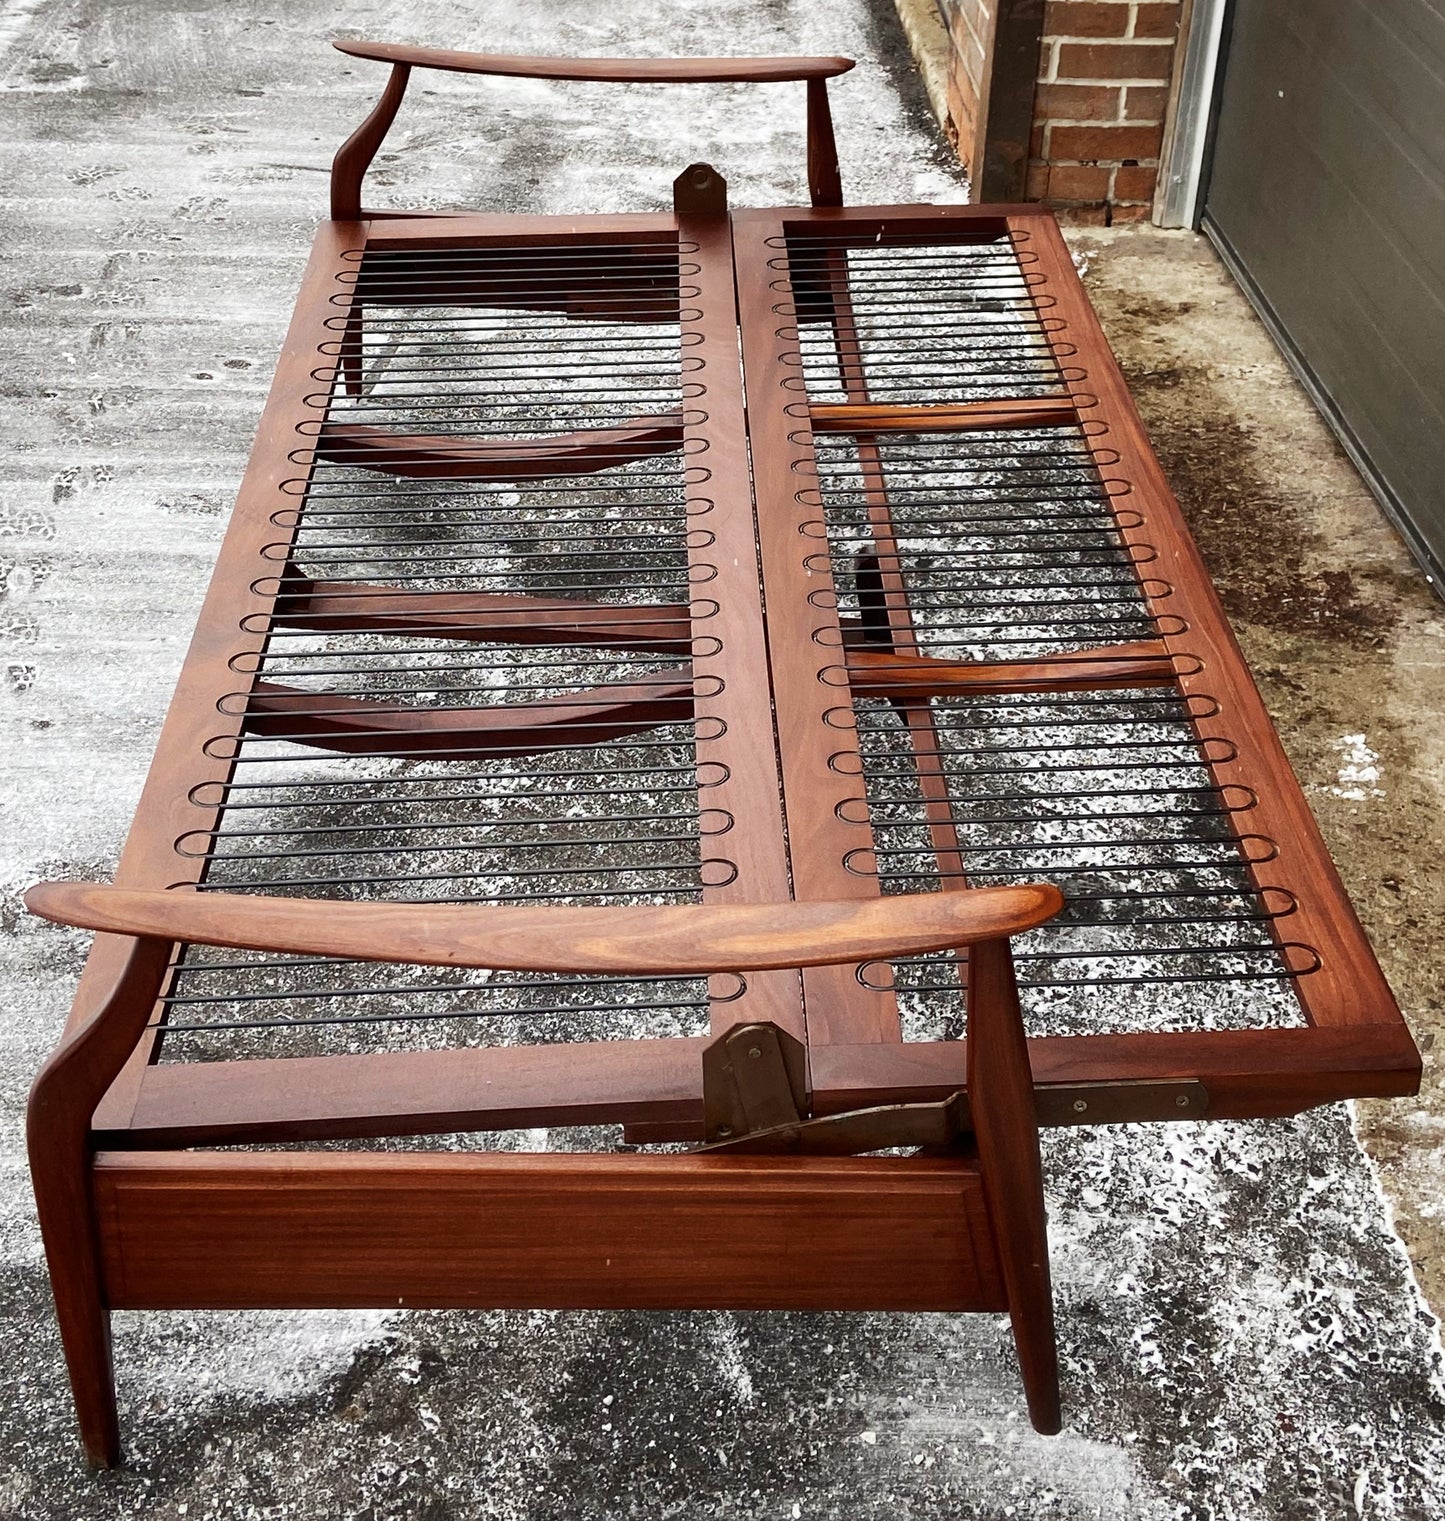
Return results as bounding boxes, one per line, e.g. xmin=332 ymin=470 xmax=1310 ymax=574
xmin=1324 ymin=733 xmax=1384 ymax=800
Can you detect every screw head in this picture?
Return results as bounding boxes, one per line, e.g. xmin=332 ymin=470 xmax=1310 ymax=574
xmin=1175 ymin=1094 xmax=1192 ymax=1108
xmin=747 ymin=1046 xmax=763 ymax=1059
xmin=716 ymin=1125 xmax=733 ymax=1137
xmin=1072 ymin=1098 xmax=1088 ymax=1113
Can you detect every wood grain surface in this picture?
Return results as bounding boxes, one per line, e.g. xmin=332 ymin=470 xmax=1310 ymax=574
xmin=26 ymin=881 xmax=1064 ymax=974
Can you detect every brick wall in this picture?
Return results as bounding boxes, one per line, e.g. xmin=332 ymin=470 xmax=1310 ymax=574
xmin=1028 ymin=1 xmax=1181 ymax=220
xmin=929 ymin=0 xmax=1183 ymax=220
xmin=939 ymin=0 xmax=994 ymax=168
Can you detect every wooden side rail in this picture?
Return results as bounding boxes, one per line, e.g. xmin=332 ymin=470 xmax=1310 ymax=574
xmin=330 ymin=41 xmax=853 ymax=218
xmin=25 ymin=882 xmax=1064 ymax=974
xmin=93 ymin=1150 xmax=1006 ymax=1312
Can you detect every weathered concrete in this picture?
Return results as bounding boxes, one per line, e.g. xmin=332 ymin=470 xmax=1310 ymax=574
xmin=1067 ymin=225 xmax=1445 ymax=1321
xmin=2 ymin=4 xmax=1443 ymax=1519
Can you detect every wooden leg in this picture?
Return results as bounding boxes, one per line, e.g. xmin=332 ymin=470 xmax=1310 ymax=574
xmin=36 ymin=1204 xmax=121 ymax=1469
xmin=967 ymin=937 xmax=1062 ymax=1434
xmin=27 ymin=933 xmax=173 ymax=1467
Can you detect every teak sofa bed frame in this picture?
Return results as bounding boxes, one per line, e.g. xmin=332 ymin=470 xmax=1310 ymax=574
xmin=27 ymin=42 xmax=1420 ymax=1467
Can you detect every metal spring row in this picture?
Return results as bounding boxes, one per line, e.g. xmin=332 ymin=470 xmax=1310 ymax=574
xmin=811 ymin=427 xmax=1159 ymax=661
xmin=773 ymin=233 xmax=1068 ymax=402
xmin=319 ymin=244 xmax=693 ymax=441
xmin=159 ymin=240 xmax=724 ymax=1055
xmin=847 ymin=688 xmax=1304 ymax=1030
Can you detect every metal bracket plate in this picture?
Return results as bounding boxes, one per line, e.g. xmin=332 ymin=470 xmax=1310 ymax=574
xmin=696 ymin=1072 xmax=1209 ymax=1156
xmin=701 ymin=1022 xmax=808 ymax=1143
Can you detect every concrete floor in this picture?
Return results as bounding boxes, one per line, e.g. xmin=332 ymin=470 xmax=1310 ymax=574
xmin=1067 ymin=226 xmax=1445 ymax=1317
xmin=2 ymin=2 xmax=1444 ymax=1518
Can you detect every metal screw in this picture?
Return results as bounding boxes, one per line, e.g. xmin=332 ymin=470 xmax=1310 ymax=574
xmin=1175 ymin=1094 xmax=1192 ymax=1108
xmin=1072 ymin=1098 xmax=1088 ymax=1113
xmin=716 ymin=1125 xmax=733 ymax=1137
xmin=747 ymin=1046 xmax=763 ymax=1059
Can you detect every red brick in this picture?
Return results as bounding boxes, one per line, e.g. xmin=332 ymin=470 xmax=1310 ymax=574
xmin=1048 ymin=122 xmax=1165 ymax=160
xmin=1112 ymin=163 xmax=1159 ymax=199
xmin=1030 ymin=122 xmax=1046 ymax=157
xmin=953 ymin=95 xmax=978 ymax=155
xmin=1046 ymin=163 xmax=1113 ymax=199
xmin=1055 ymin=41 xmax=1175 ymax=80
xmin=1122 ymin=84 xmax=1170 ymax=121
xmin=1110 ymin=203 xmax=1155 ymax=222
xmin=1034 ymin=82 xmax=1123 ymax=121
xmin=1132 ymin=3 xmax=1182 ymax=39
xmin=951 ymin=15 xmax=988 ymax=79
xmin=948 ymin=67 xmax=978 ymax=157
xmin=1025 ymin=162 xmax=1051 ymax=198
xmin=1043 ymin=1 xmax=1130 ymax=38
xmin=946 ymin=69 xmax=964 ymax=118
xmin=947 ymin=7 xmax=978 ymax=53
xmin=1054 ymin=204 xmax=1110 ymax=225
xmin=956 ymin=28 xmax=985 ymax=83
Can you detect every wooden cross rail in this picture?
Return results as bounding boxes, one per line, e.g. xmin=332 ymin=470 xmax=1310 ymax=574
xmin=24 ymin=54 xmax=1418 ymax=1467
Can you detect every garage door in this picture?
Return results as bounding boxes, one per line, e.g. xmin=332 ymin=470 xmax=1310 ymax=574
xmin=1201 ymin=0 xmax=1445 ymax=587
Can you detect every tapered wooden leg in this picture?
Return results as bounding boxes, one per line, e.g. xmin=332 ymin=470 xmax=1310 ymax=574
xmin=967 ymin=936 xmax=1062 ymax=1434
xmin=36 ymin=1210 xmax=121 ymax=1469
xmin=27 ymin=934 xmax=173 ymax=1467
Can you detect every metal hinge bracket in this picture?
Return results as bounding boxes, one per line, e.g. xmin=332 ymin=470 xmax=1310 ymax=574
xmin=696 ymin=1075 xmax=1209 ymax=1156
xmin=701 ymin=1021 xmax=808 ymax=1143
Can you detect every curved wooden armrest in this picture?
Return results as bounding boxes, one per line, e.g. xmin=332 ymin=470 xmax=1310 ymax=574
xmin=332 ymin=40 xmax=855 ymax=83
xmin=25 ymin=882 xmax=1063 ymax=975
xmin=329 ymin=40 xmax=850 ymax=218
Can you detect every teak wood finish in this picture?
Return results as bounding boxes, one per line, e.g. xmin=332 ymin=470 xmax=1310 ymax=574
xmin=26 ymin=39 xmax=1417 ymax=1468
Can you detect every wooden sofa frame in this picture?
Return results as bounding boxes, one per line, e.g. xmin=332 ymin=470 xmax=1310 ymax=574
xmin=26 ymin=42 xmax=1419 ymax=1468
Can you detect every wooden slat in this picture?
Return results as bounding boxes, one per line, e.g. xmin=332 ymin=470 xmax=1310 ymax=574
xmin=313 ymin=415 xmax=685 ymax=478
xmin=732 ymin=214 xmax=903 ymax=1047
xmin=240 ymin=677 xmax=694 ymax=759
xmin=809 ymin=398 xmax=1077 ymax=433
xmin=842 ymin=642 xmax=1178 ymax=697
xmin=95 ymin=1152 xmax=1004 ymax=1313
xmin=273 ymin=582 xmax=694 ymax=651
